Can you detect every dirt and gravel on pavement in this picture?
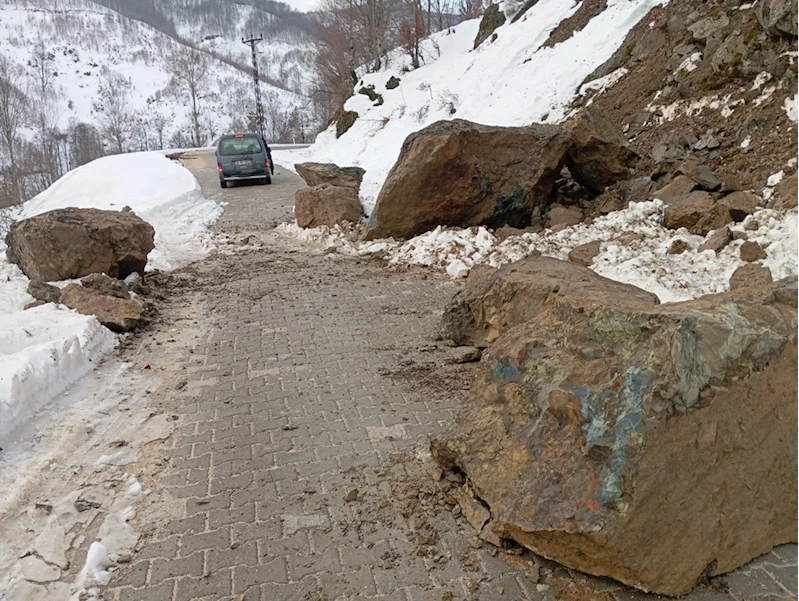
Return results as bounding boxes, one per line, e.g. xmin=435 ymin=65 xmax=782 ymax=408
xmin=99 ymin=150 xmax=797 ymax=601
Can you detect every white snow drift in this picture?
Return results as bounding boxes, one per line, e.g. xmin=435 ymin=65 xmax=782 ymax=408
xmin=0 ymin=152 xmax=220 ymax=442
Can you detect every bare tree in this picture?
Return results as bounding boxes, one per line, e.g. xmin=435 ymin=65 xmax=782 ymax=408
xmin=93 ymin=69 xmax=137 ymax=154
xmin=163 ymin=45 xmax=210 ymax=148
xmin=67 ymin=120 xmax=104 ymax=168
xmin=28 ymin=43 xmax=64 ymax=187
xmin=399 ymin=0 xmax=427 ymax=69
xmin=0 ymin=56 xmax=29 ymax=206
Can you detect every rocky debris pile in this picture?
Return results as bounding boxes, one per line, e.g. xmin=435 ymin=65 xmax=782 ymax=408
xmin=24 ymin=272 xmax=149 ymax=332
xmin=575 ymin=0 xmax=797 ymax=196
xmin=294 ymin=162 xmax=365 ymax=229
xmin=5 ymin=207 xmax=155 ymax=281
xmin=432 ymin=256 xmax=797 ymax=595
xmin=365 ymin=108 xmax=643 ymax=240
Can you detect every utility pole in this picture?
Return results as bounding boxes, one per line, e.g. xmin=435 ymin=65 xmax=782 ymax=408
xmin=242 ymin=34 xmax=266 ymax=140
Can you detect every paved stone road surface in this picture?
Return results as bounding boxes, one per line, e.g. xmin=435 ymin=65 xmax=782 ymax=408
xmin=106 ymin=151 xmax=797 ymax=601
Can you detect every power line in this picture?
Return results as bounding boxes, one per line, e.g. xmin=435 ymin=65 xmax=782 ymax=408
xmin=242 ymin=33 xmax=266 ymax=140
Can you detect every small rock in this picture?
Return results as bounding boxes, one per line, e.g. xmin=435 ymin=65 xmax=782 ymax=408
xmin=24 ymin=300 xmax=47 ymax=310
xmin=80 ymin=273 xmax=130 ymax=299
xmin=698 ymin=227 xmax=733 ymax=254
xmin=568 ymin=240 xmax=602 ymax=267
xmin=732 ymin=230 xmax=748 ymax=241
xmin=344 ymin=488 xmax=359 ymax=502
xmin=451 ymin=346 xmax=483 ymax=364
xmin=651 ymin=175 xmax=696 ymax=204
xmin=27 ymin=280 xmax=62 ymax=304
xmin=744 ymin=220 xmax=761 ymax=231
xmin=773 ymin=172 xmax=798 ymax=209
xmin=678 ymin=161 xmax=722 ymax=191
xmin=663 ymin=192 xmax=716 ymax=230
xmin=667 ymin=239 xmax=692 ymax=255
xmin=740 ymin=241 xmax=767 ymax=262
xmin=547 ymin=204 xmax=583 ymax=228
xmin=730 ymin=264 xmax=773 ymax=290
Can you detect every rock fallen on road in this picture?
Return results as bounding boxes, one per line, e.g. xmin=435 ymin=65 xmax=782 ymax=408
xmin=5 ymin=207 xmax=155 ymax=281
xmin=295 ymin=162 xmax=366 ymax=190
xmin=295 ymin=184 xmax=363 ymax=229
xmin=27 ymin=280 xmax=62 ymax=304
xmin=432 ymin=264 xmax=797 ymax=595
xmin=440 ymin=257 xmax=659 ymax=348
xmin=60 ymin=283 xmax=144 ymax=332
xmin=80 ymin=273 xmax=131 ymax=299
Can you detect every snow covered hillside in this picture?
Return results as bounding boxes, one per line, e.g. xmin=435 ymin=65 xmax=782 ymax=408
xmin=0 ymin=0 xmax=310 ymax=145
xmin=0 ymin=153 xmax=220 ymax=442
xmin=286 ymin=0 xmax=665 ymax=213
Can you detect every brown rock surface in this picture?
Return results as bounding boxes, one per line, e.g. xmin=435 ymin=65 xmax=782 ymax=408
xmin=651 ymin=175 xmax=696 ymax=204
xmin=27 ymin=280 xmax=62 ymax=304
xmin=80 ymin=273 xmax=130 ymax=299
xmin=365 ymin=119 xmax=571 ymax=240
xmin=295 ymin=185 xmax=363 ymax=229
xmin=568 ymin=240 xmax=602 ymax=266
xmin=564 ymin=107 xmax=642 ymax=191
xmin=729 ymin=263 xmax=774 ymax=290
xmin=773 ymin=172 xmax=798 ymax=209
xmin=5 ymin=208 xmax=155 ymax=281
xmin=698 ymin=226 xmax=732 ymax=253
xmin=667 ymin=239 xmax=691 ymax=254
xmin=60 ymin=284 xmax=143 ymax=332
xmin=432 ymin=269 xmax=798 ymax=595
xmin=740 ymin=240 xmax=768 ymax=262
xmin=294 ymin=163 xmax=366 ymax=189
xmin=440 ymin=257 xmax=659 ymax=348
xmin=547 ymin=205 xmax=583 ymax=228
xmin=663 ymin=191 xmax=716 ymax=230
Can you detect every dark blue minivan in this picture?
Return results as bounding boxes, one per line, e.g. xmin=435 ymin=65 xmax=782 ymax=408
xmin=216 ymin=133 xmax=273 ymax=188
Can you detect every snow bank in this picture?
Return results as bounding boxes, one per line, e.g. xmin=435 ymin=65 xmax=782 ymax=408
xmin=0 ymin=152 xmax=220 ymax=442
xmin=280 ymin=0 xmax=665 ymax=213
xmin=20 ymin=152 xmax=222 ymax=271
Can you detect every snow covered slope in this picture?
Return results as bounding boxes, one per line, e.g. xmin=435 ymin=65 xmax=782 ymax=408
xmin=0 ymin=0 xmax=307 ymax=144
xmin=285 ymin=0 xmax=666 ymax=213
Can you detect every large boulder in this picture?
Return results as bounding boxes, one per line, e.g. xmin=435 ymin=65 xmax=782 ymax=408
xmin=563 ymin=107 xmax=642 ymax=192
xmin=5 ymin=208 xmax=155 ymax=281
xmin=432 ymin=265 xmax=797 ymax=595
xmin=440 ymin=257 xmax=659 ymax=348
xmin=365 ymin=120 xmax=570 ymax=240
xmin=294 ymin=163 xmax=365 ymax=189
xmin=80 ymin=273 xmax=130 ymax=299
xmin=295 ymin=184 xmax=363 ymax=229
xmin=60 ymin=284 xmax=143 ymax=332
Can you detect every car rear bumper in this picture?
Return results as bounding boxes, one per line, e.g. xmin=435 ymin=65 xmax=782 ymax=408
xmin=220 ymin=173 xmax=268 ymax=181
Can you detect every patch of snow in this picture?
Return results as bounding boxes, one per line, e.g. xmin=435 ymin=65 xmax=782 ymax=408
xmin=580 ymin=67 xmax=629 ymax=97
xmin=767 ymin=170 xmax=785 ymax=187
xmin=784 ymin=93 xmax=798 ymax=122
xmin=752 ymin=71 xmax=772 ymax=90
xmin=648 ymin=93 xmax=745 ymax=124
xmin=740 ymin=135 xmax=752 ymax=149
xmin=676 ymin=52 xmax=703 ymax=75
xmin=753 ymin=85 xmax=777 ymax=107
xmin=0 ymin=305 xmax=117 ymax=441
xmin=278 ymin=202 xmax=798 ymax=303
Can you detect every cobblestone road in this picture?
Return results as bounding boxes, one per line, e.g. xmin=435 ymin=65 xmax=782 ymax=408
xmin=106 ymin=151 xmax=797 ymax=601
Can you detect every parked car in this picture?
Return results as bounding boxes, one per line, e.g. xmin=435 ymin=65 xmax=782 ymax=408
xmin=216 ymin=133 xmax=273 ymax=188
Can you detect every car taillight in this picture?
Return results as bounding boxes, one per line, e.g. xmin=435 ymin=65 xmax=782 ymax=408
xmin=217 ymin=162 xmax=223 ymax=172
xmin=264 ymin=158 xmax=270 ymax=169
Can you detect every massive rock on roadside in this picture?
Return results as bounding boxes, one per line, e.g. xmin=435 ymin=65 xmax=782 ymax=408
xmin=364 ymin=120 xmax=571 ymax=240
xmin=60 ymin=284 xmax=143 ymax=332
xmin=440 ymin=257 xmax=660 ymax=348
xmin=295 ymin=163 xmax=366 ymax=189
xmin=295 ymin=184 xmax=363 ymax=228
xmin=432 ymin=263 xmax=797 ymax=595
xmin=5 ymin=208 xmax=155 ymax=281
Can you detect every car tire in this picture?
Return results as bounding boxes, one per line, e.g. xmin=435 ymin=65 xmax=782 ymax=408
xmin=263 ymin=177 xmax=271 ymax=185
xmin=220 ymin=180 xmax=228 ymax=189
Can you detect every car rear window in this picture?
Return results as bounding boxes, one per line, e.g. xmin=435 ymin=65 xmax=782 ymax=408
xmin=218 ymin=137 xmax=263 ymax=156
